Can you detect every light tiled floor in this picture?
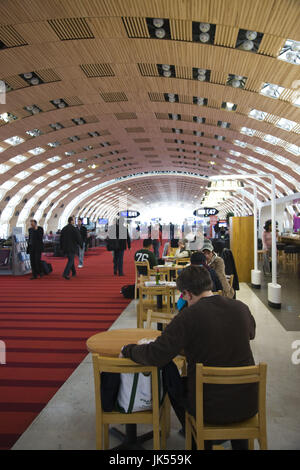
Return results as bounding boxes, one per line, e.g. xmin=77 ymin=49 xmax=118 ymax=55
xmin=12 ymin=284 xmax=300 ymax=450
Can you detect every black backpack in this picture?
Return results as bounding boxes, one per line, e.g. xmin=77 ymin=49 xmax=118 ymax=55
xmin=120 ymin=284 xmax=136 ymax=299
xmin=41 ymin=260 xmax=53 ymax=275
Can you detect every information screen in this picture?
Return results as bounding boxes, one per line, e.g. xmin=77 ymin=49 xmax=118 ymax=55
xmin=98 ymin=218 xmax=108 ymax=225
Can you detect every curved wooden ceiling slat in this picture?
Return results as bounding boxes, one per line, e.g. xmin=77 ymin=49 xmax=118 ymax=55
xmin=0 ymin=0 xmax=299 ymax=235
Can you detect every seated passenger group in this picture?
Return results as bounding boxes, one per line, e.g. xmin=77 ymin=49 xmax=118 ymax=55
xmin=134 ymin=237 xmax=234 ymax=298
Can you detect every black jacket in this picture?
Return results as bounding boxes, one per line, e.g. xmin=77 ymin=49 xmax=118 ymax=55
xmin=28 ymin=226 xmax=44 ymax=252
xmin=78 ymin=225 xmax=88 ymax=244
xmin=60 ymin=223 xmax=82 ymax=254
xmin=106 ymin=222 xmax=131 ymax=251
xmin=221 ymin=248 xmax=240 ymax=291
xmin=123 ymin=295 xmax=257 ymax=424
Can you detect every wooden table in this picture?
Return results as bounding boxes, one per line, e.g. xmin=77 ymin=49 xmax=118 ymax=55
xmin=87 ymin=328 xmax=161 ymax=450
xmin=87 ymin=328 xmax=161 ymax=356
xmin=156 ymin=264 xmax=183 ymax=281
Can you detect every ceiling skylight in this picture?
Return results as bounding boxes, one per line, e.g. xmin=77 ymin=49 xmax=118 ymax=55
xmin=260 ymin=83 xmax=284 ymax=99
xmin=276 ymin=118 xmax=297 ymax=132
xmin=248 ymin=109 xmax=267 ymax=121
xmin=4 ymin=136 xmax=25 ymax=146
xmin=278 ymin=39 xmax=300 ymax=65
xmin=240 ymin=127 xmax=256 ymax=136
xmin=10 ymin=155 xmax=27 ymax=164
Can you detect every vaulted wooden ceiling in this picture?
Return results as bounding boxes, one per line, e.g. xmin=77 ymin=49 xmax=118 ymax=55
xmin=0 ymin=0 xmax=299 ymax=233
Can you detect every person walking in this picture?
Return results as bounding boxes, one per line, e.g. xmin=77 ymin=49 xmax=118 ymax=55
xmin=106 ymin=217 xmax=131 ymax=276
xmin=27 ymin=219 xmax=44 ymax=279
xmin=77 ymin=217 xmax=88 ymax=268
xmin=60 ymin=216 xmax=83 ymax=280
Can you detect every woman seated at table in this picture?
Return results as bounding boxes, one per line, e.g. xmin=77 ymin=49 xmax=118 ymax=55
xmin=201 ymin=240 xmax=234 ymax=299
xmin=174 ymin=239 xmax=189 ymax=259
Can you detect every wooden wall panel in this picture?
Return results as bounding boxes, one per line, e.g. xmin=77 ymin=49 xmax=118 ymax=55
xmin=230 ymin=216 xmax=254 ymax=283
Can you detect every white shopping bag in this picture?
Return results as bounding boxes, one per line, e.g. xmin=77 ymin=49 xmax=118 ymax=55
xmin=117 ymin=339 xmax=164 ymax=413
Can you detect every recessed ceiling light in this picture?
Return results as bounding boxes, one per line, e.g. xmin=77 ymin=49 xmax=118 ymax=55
xmin=227 ymin=74 xmax=247 ymax=89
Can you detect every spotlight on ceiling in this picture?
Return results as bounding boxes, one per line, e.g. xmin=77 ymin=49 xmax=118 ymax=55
xmin=222 ymin=101 xmax=237 ymax=111
xmin=192 ymin=21 xmax=216 ymax=44
xmin=235 ymin=29 xmax=263 ymax=52
xmin=158 ymin=64 xmax=176 ymax=78
xmin=193 ymin=67 xmax=211 ymax=82
xmin=226 ymin=74 xmax=247 ymax=89
xmin=147 ymin=18 xmax=170 ymax=40
xmin=20 ymin=71 xmax=43 ymax=86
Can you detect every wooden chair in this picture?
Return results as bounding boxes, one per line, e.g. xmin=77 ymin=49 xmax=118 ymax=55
xmin=145 ymin=309 xmax=187 ymax=438
xmin=92 ymin=354 xmax=168 ymax=450
xmin=168 ymin=247 xmax=178 ymax=257
xmin=134 ymin=261 xmax=151 ymax=299
xmin=257 ymin=249 xmax=265 ymax=264
xmin=137 ymin=285 xmax=173 ymax=328
xmin=145 ymin=309 xmax=176 ymax=330
xmin=185 ymin=363 xmax=267 ymax=450
xmin=135 ymin=262 xmax=169 ymax=299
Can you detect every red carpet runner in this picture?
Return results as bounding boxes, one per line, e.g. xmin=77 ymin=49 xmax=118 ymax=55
xmin=0 ymin=242 xmax=139 ymax=449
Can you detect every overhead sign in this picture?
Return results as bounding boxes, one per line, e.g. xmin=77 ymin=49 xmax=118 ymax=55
xmin=193 ymin=207 xmax=219 ymax=217
xmin=118 ymin=210 xmax=140 ymax=218
xmin=98 ymin=218 xmax=108 ymax=225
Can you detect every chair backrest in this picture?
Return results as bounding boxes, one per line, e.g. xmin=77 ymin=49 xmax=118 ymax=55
xmin=169 ymin=247 xmax=177 ymax=256
xmin=139 ymin=285 xmax=172 ymax=297
xmin=92 ymin=354 xmax=160 ymax=416
xmin=195 ymin=363 xmax=267 ymax=428
xmin=146 ymin=309 xmax=176 ymax=329
xmin=135 ymin=260 xmax=150 ymax=279
xmin=176 ymin=258 xmax=190 ymax=265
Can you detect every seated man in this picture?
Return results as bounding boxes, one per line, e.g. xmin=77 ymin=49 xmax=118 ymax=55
xmin=122 ymin=265 xmax=258 ymax=450
xmin=134 ymin=238 xmax=158 ymax=275
xmin=190 ymin=251 xmax=222 ymax=292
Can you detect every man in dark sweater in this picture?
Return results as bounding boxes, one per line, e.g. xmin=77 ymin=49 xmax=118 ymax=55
xmin=122 ymin=265 xmax=258 ymax=450
xmin=60 ymin=216 xmax=82 ymax=280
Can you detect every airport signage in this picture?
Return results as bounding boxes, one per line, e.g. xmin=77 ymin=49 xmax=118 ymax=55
xmin=118 ymin=210 xmax=140 ymax=218
xmin=193 ymin=207 xmax=219 ymax=217
xmin=98 ymin=218 xmax=108 ymax=225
